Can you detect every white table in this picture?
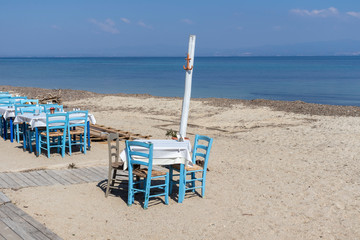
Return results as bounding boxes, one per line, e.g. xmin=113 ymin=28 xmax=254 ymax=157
xmin=120 ymin=139 xmax=192 ymax=170
xmin=13 ymin=112 xmax=96 ymax=155
xmin=14 ymin=112 xmax=96 ymax=129
xmin=0 ymin=106 xmax=16 ymax=142
xmin=0 ymin=106 xmax=15 ymax=120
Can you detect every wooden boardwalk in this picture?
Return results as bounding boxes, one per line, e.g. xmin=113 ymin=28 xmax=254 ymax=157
xmin=0 ymin=166 xmax=128 ymax=240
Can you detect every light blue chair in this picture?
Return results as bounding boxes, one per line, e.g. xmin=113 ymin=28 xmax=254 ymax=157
xmin=66 ymin=110 xmax=88 ymax=155
xmin=0 ymin=99 xmax=15 ymax=138
xmin=20 ymin=106 xmax=43 ymax=152
xmin=126 ymin=141 xmax=169 ymax=209
xmin=0 ymin=94 xmax=12 ymax=99
xmin=38 ymin=113 xmax=68 ymax=158
xmin=169 ymin=135 xmax=213 ymax=203
xmin=20 ymin=99 xmax=38 ymax=105
xmin=40 ymin=104 xmax=63 ymax=113
xmin=14 ymin=104 xmax=31 ymax=143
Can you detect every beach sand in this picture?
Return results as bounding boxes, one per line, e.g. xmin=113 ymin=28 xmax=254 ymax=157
xmin=1 ymin=86 xmax=360 ymax=239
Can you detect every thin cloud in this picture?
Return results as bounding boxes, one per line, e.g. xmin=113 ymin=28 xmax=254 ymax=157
xmin=181 ymin=19 xmax=193 ymax=24
xmin=290 ymin=7 xmax=339 ymax=17
xmin=138 ymin=21 xmax=152 ymax=29
xmin=121 ymin=17 xmax=130 ymax=24
xmin=89 ymin=18 xmax=119 ymax=34
xmin=347 ymin=11 xmax=360 ymax=18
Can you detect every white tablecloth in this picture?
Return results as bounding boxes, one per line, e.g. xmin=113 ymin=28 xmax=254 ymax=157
xmin=120 ymin=139 xmax=192 ymax=170
xmin=0 ymin=106 xmax=15 ymax=120
xmin=13 ymin=112 xmax=96 ymax=129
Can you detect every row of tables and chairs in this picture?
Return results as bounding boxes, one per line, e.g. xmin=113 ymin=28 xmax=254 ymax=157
xmin=0 ymin=92 xmax=96 ymax=158
xmin=106 ymin=133 xmax=213 ymax=209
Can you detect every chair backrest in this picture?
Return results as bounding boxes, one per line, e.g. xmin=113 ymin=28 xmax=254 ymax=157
xmin=67 ymin=110 xmax=88 ymax=128
xmin=0 ymin=99 xmax=15 ymax=106
xmin=46 ymin=113 xmax=68 ymax=134
xmin=126 ymin=141 xmax=153 ymax=174
xmin=0 ymin=91 xmax=9 ymax=94
xmin=191 ymin=135 xmax=213 ymax=170
xmin=20 ymin=106 xmax=42 ymax=114
xmin=0 ymin=94 xmax=12 ymax=99
xmin=108 ymin=133 xmax=119 ymax=165
xmin=15 ymin=104 xmax=30 ymax=116
xmin=41 ymin=104 xmax=63 ymax=113
xmin=11 ymin=96 xmax=27 ymax=103
xmin=20 ymin=99 xmax=39 ymax=105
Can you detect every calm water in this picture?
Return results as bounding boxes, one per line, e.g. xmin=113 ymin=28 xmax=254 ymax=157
xmin=0 ymin=56 xmax=360 ymax=106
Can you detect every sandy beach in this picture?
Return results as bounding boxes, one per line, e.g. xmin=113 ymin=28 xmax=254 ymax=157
xmin=1 ymin=86 xmax=360 ymax=239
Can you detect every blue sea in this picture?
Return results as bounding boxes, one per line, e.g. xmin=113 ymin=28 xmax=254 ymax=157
xmin=1 ymin=56 xmax=360 ymax=106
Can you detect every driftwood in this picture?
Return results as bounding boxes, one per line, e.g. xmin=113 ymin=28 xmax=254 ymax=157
xmin=79 ymin=124 xmax=151 ymax=142
xmin=36 ymin=89 xmax=62 ymax=104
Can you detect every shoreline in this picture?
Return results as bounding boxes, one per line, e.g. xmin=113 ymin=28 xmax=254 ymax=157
xmin=2 ymin=85 xmax=360 ymax=117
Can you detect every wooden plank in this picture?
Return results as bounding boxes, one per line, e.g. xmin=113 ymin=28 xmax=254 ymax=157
xmin=51 ymin=170 xmax=78 ymax=185
xmin=65 ymin=169 xmax=89 ymax=183
xmin=79 ymin=168 xmax=104 ymax=182
xmin=0 ymin=219 xmax=23 ymax=240
xmin=69 ymin=169 xmax=94 ymax=182
xmin=0 ymin=175 xmax=10 ymax=189
xmin=26 ymin=172 xmax=48 ymax=186
xmin=1 ymin=205 xmax=51 ymax=240
xmin=0 ymin=192 xmax=10 ymax=205
xmin=0 ymin=173 xmax=20 ymax=189
xmin=87 ymin=167 xmax=107 ymax=179
xmin=36 ymin=171 xmax=62 ymax=186
xmin=74 ymin=168 xmax=102 ymax=182
xmin=6 ymin=204 xmax=62 ymax=240
xmin=85 ymin=167 xmax=107 ymax=179
xmin=0 ymin=218 xmax=34 ymax=240
xmin=16 ymin=173 xmax=39 ymax=188
xmin=62 ymin=170 xmax=86 ymax=184
xmin=43 ymin=170 xmax=70 ymax=185
xmin=5 ymin=173 xmax=30 ymax=188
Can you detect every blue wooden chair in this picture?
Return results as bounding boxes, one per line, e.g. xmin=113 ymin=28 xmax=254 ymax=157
xmin=66 ymin=111 xmax=88 ymax=155
xmin=20 ymin=99 xmax=38 ymax=105
xmin=14 ymin=104 xmax=31 ymax=143
xmin=0 ymin=99 xmax=15 ymax=138
xmin=0 ymin=94 xmax=12 ymax=99
xmin=169 ymin=135 xmax=213 ymax=203
xmin=126 ymin=141 xmax=169 ymax=209
xmin=20 ymin=106 xmax=43 ymax=152
xmin=38 ymin=113 xmax=68 ymax=158
xmin=40 ymin=104 xmax=63 ymax=113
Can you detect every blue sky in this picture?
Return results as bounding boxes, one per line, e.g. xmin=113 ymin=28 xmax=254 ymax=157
xmin=1 ymin=0 xmax=360 ymax=56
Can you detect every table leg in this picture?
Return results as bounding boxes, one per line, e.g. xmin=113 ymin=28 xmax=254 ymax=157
xmin=87 ymin=121 xmax=91 ymax=150
xmin=10 ymin=118 xmax=13 ymax=143
xmin=178 ymin=163 xmax=185 ymax=203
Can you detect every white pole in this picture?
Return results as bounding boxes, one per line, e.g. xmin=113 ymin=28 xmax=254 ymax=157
xmin=179 ymin=35 xmax=196 ymax=139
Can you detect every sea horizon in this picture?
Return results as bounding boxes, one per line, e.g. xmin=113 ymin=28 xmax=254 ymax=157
xmin=1 ymin=56 xmax=360 ymax=106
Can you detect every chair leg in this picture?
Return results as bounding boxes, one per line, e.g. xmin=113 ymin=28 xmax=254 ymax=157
xmin=68 ymin=133 xmax=72 ymax=156
xmin=127 ymin=175 xmax=134 ymax=206
xmin=111 ymin=169 xmax=117 ymax=186
xmin=105 ymin=168 xmax=113 ymax=198
xmin=169 ymin=166 xmax=174 ymax=195
xmin=47 ymin=136 xmax=50 ymax=158
xmin=165 ymin=173 xmax=169 ymax=205
xmin=143 ymin=177 xmax=151 ymax=209
xmin=178 ymin=164 xmax=186 ymax=203
xmin=201 ymin=171 xmax=207 ymax=197
xmin=61 ymin=135 xmax=65 ymax=158
xmin=191 ymin=172 xmax=196 ymax=193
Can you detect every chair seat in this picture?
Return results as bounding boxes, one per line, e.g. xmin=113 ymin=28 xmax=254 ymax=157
xmin=69 ymin=129 xmax=85 ymax=135
xmin=40 ymin=131 xmax=64 ymax=137
xmin=111 ymin=161 xmax=124 ymax=169
xmin=133 ymin=168 xmax=167 ymax=178
xmin=173 ymin=164 xmax=203 ymax=171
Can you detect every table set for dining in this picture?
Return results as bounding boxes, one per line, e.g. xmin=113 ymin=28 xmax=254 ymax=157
xmin=0 ymin=92 xmax=96 ymax=158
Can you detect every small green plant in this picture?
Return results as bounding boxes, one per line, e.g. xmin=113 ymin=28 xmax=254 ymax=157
xmin=165 ymin=129 xmax=177 ymax=138
xmin=68 ymin=163 xmax=77 ymax=169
